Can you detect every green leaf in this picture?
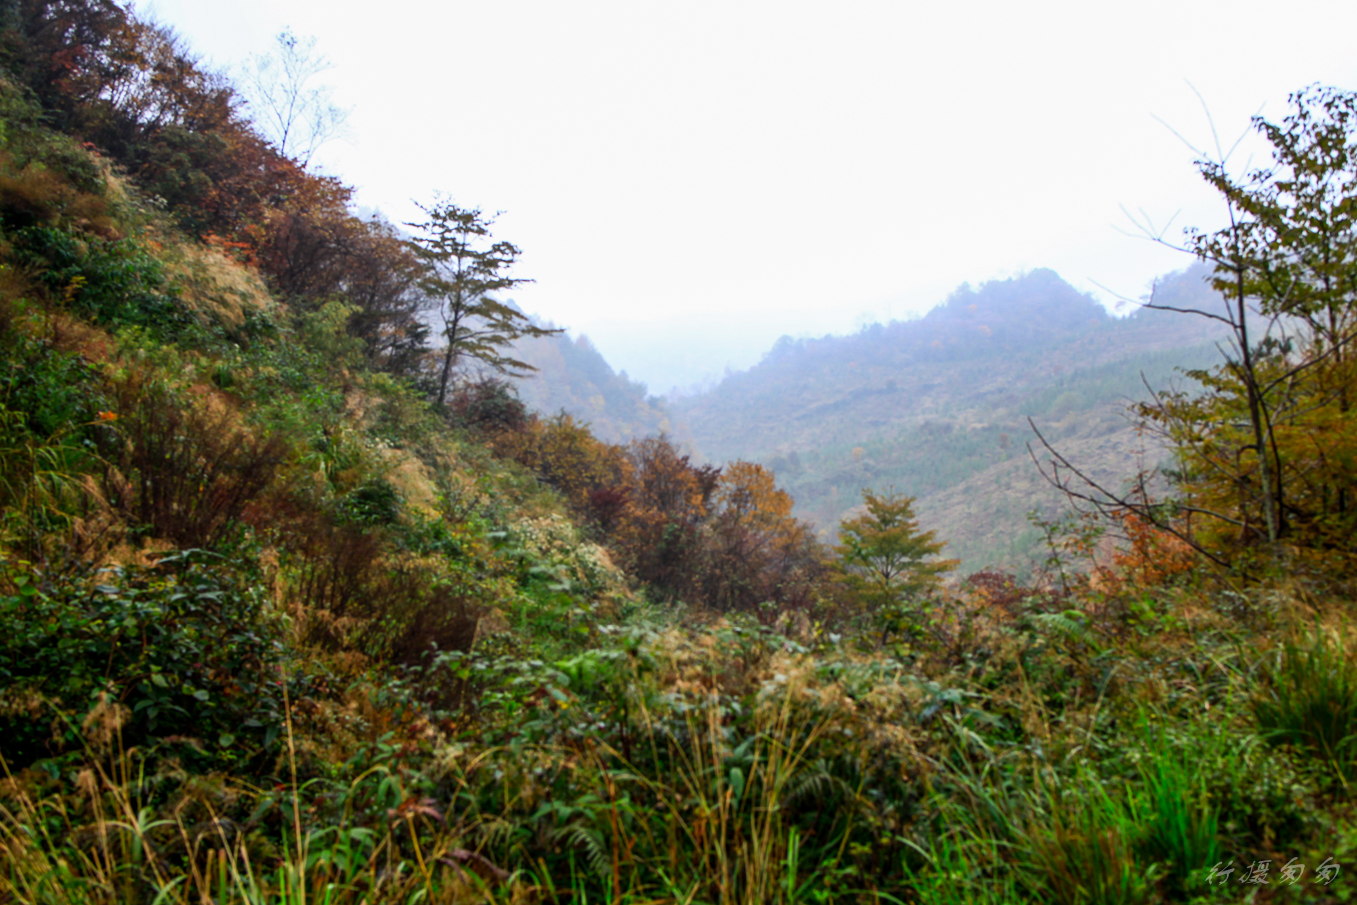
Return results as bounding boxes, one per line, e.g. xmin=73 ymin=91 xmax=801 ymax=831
xmin=729 ymin=766 xmax=745 ymax=804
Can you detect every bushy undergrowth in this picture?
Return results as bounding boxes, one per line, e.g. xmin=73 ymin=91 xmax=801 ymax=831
xmin=8 ymin=570 xmax=1354 ymax=904
xmin=0 ymin=552 xmax=289 ymax=772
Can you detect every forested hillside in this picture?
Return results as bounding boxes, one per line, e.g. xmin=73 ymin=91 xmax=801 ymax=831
xmin=3 ymin=5 xmax=1357 ymax=905
xmin=675 ymin=265 xmax=1231 ymax=571
xmin=509 ymin=327 xmax=682 ymax=443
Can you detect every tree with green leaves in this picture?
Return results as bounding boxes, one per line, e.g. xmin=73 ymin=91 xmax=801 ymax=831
xmin=405 ymin=200 xmax=560 ymax=407
xmin=1036 ymin=85 xmax=1357 ymax=565
xmin=1190 ymin=85 xmax=1357 ymax=547
xmin=836 ymin=488 xmax=956 ymax=643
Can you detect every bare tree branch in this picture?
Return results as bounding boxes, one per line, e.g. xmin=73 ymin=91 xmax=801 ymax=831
xmin=1026 ymin=418 xmax=1234 ymax=567
xmin=239 ymin=29 xmax=349 ymax=166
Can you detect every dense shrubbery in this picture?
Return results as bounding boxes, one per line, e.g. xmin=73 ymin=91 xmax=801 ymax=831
xmin=486 ymin=404 xmax=831 ymax=619
xmin=0 ymin=552 xmax=290 ymax=772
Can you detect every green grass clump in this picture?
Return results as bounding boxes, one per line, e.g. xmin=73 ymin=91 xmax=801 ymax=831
xmin=1022 ymin=793 xmax=1156 ymax=905
xmin=1253 ymin=626 xmax=1357 ymax=785
xmin=1127 ymin=718 xmax=1221 ymax=897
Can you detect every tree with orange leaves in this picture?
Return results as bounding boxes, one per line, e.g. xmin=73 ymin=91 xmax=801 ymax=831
xmin=700 ymin=461 xmax=825 ymax=615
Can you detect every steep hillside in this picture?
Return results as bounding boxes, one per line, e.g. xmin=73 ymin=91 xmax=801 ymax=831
xmin=0 ymin=11 xmax=834 ymax=898
xmin=674 ymin=265 xmax=1232 ymax=571
xmin=509 ymin=328 xmax=683 ymax=443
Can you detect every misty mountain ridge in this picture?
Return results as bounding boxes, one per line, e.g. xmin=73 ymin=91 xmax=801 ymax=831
xmin=508 ymin=327 xmax=684 ymax=444
xmin=760 ymin=267 xmax=1110 ymax=368
xmin=505 ymin=264 xmax=1231 ymax=574
xmin=670 ymin=263 xmax=1231 ymax=573
xmin=755 ymin=266 xmax=1224 ymax=387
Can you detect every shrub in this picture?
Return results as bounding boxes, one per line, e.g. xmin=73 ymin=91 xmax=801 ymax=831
xmin=101 ymin=376 xmax=287 ymax=548
xmin=0 ymin=150 xmax=109 ymax=232
xmin=338 ymin=477 xmax=402 ymax=526
xmin=285 ymin=515 xmax=385 ymax=636
xmin=0 ymin=319 xmax=101 ymax=439
xmin=0 ymin=333 xmax=108 ymax=555
xmin=281 ymin=504 xmax=486 ymax=672
xmin=0 ymin=552 xmax=289 ymax=772
xmin=10 ymin=225 xmax=192 ymax=334
xmin=448 ymin=376 xmax=527 ymax=434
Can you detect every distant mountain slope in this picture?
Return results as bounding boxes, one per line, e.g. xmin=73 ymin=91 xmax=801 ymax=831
xmin=509 ymin=329 xmax=685 ymax=444
xmin=673 ymin=264 xmax=1232 ymax=573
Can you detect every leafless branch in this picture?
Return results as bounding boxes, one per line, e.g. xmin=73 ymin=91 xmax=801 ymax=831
xmin=1140 ymin=302 xmax=1238 ymax=327
xmin=1026 ymin=418 xmax=1233 ymax=567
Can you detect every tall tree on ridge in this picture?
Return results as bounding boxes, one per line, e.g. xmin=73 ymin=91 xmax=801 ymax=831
xmin=405 ymin=200 xmax=559 ymax=408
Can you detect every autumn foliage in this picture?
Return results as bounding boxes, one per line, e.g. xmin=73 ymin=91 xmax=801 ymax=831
xmin=12 ymin=10 xmax=1357 ymax=904
xmin=486 ymin=402 xmax=828 ymax=617
xmin=1096 ymin=512 xmax=1197 ymax=593
xmin=0 ymin=2 xmax=431 ymax=376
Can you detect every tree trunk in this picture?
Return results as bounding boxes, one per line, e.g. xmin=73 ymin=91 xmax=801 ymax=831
xmin=1233 ymin=265 xmax=1280 ymax=543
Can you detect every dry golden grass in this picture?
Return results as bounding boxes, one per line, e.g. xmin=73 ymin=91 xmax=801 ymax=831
xmin=158 ymin=235 xmax=275 ymax=328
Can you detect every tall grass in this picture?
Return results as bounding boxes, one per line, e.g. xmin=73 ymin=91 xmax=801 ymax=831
xmin=1020 ymin=784 xmax=1155 ymax=905
xmin=2 ymin=573 xmax=1344 ymax=904
xmin=634 ymin=687 xmax=850 ymax=905
xmin=0 ymin=701 xmax=514 ymax=905
xmin=433 ymin=668 xmax=865 ymax=904
xmin=0 ymin=784 xmax=500 ymax=904
xmin=1253 ymin=625 xmax=1357 ymax=785
xmin=0 ymin=403 xmax=95 ymax=556
xmin=956 ymin=765 xmax=1153 ymax=905
xmin=903 ymin=831 xmax=1019 ymax=905
xmin=913 ymin=707 xmax=1235 ymax=905
xmin=1 ymin=668 xmax=872 ymax=904
xmin=1125 ymin=715 xmax=1222 ymax=896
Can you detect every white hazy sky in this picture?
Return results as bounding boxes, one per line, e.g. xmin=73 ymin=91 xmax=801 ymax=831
xmin=144 ymin=0 xmax=1357 ymax=392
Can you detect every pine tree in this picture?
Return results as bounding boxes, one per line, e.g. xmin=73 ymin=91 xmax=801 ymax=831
xmin=405 ymin=200 xmax=560 ymax=406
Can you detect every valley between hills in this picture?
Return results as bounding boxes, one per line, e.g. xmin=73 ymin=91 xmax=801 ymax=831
xmin=6 ymin=5 xmax=1357 ymax=901
xmin=515 ymin=263 xmax=1230 ymax=573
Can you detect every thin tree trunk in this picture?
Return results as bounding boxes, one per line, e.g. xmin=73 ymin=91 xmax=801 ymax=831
xmin=1234 ymin=264 xmax=1280 ymax=542
xmin=436 ymin=343 xmax=455 ymax=407
xmin=435 ymin=293 xmax=465 ymax=408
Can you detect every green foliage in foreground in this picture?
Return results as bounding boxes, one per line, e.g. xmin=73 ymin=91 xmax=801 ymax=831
xmin=1 ymin=132 xmax=1355 ymax=905
xmin=0 ymin=552 xmax=288 ymax=772
xmin=1254 ymin=625 xmax=1357 ymax=787
xmin=6 ymin=553 xmax=1357 ymax=903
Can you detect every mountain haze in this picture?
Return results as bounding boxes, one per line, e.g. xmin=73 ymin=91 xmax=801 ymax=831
xmin=509 ymin=328 xmax=685 ymax=444
xmin=673 ymin=264 xmax=1232 ymax=573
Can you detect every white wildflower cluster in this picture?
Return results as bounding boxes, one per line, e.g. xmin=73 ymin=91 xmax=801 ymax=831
xmin=505 ymin=514 xmax=622 ymax=593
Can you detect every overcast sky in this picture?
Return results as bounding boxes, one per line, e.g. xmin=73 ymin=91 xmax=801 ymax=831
xmin=144 ymin=0 xmax=1357 ymax=392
